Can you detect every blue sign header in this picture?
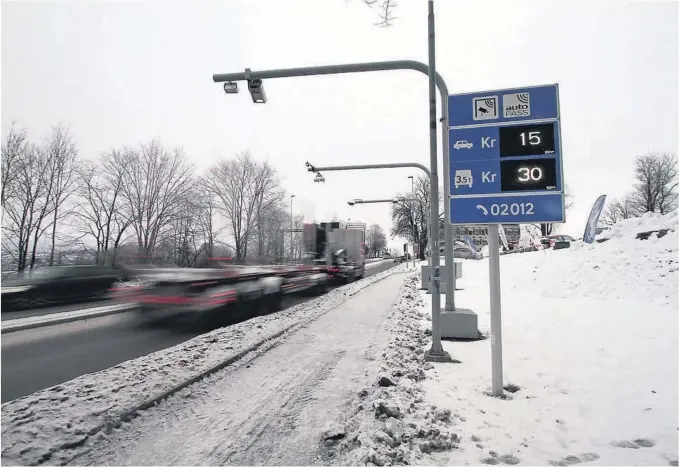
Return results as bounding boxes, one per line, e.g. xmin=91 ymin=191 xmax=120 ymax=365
xmin=448 ymin=84 xmax=559 ymax=128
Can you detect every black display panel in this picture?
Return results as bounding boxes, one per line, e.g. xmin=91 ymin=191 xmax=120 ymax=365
xmin=500 ymin=158 xmax=558 ymax=192
xmin=499 ymin=123 xmax=556 ymax=157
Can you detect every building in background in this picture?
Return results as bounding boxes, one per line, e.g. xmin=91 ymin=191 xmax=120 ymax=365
xmin=439 ymin=220 xmax=522 ymax=249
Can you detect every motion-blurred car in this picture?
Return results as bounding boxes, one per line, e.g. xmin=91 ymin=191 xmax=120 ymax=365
xmin=540 ymin=234 xmax=575 ymax=250
xmin=1 ymin=265 xmax=122 ymax=311
xmin=453 ymin=245 xmax=483 ymax=260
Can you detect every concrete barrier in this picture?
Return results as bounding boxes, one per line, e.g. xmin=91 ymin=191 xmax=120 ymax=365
xmin=420 ymin=262 xmax=462 ymax=291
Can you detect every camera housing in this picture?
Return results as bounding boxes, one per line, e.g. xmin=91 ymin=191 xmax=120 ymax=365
xmin=223 ymin=81 xmax=239 ymax=94
xmin=247 ymin=79 xmax=267 ymax=103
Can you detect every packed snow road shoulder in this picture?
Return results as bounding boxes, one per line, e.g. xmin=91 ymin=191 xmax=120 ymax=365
xmin=71 ymin=272 xmax=409 ymax=466
xmin=1 ymin=264 xmax=406 ymax=466
xmin=326 ymin=274 xmax=460 ymax=466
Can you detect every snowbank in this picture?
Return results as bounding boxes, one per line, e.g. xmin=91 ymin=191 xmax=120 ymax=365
xmin=533 ymin=210 xmax=678 ymax=305
xmin=417 ymin=212 xmax=678 ymax=466
xmin=597 ymin=209 xmax=678 ymax=242
xmin=329 ymin=274 xmax=460 ymax=466
xmin=1 ymin=263 xmax=406 ymax=466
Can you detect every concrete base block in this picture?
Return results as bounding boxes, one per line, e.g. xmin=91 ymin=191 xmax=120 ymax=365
xmin=424 ymin=349 xmax=454 ymax=363
xmin=440 ymin=308 xmax=479 ymax=339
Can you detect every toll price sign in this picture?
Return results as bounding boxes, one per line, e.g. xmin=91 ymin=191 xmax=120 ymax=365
xmin=499 ymin=123 xmax=555 ymax=157
xmin=448 ymin=84 xmax=565 ymax=225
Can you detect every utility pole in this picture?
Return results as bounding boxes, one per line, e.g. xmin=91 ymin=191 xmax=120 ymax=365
xmin=290 ymin=194 xmax=295 ymax=262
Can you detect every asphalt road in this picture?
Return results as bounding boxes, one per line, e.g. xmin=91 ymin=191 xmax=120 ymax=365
xmin=0 ymin=300 xmax=112 ymax=321
xmin=1 ymin=260 xmax=397 ymax=402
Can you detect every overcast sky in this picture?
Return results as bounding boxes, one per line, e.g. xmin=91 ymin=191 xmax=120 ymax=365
xmin=2 ymin=0 xmax=677 ymax=249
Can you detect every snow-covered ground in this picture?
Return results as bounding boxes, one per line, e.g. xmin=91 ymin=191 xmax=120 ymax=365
xmin=49 ymin=271 xmax=412 ymax=466
xmin=1 ymin=263 xmax=407 ymax=466
xmin=3 ymin=210 xmax=676 ymax=466
xmin=331 ymin=210 xmax=678 ymax=466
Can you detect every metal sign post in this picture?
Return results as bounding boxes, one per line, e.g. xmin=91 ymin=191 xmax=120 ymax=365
xmin=448 ymin=84 xmax=565 ymax=396
xmin=487 ymin=224 xmax=504 ymax=395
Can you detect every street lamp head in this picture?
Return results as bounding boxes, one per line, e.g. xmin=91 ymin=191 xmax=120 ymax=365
xmin=291 ymin=194 xmax=295 ymax=199
xmin=348 ymin=201 xmax=355 ymax=206
xmin=247 ymin=78 xmax=267 ymax=103
xmin=223 ymin=81 xmax=239 ymax=94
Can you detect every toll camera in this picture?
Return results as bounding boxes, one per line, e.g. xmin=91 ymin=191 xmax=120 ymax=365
xmin=223 ymin=81 xmax=239 ymax=94
xmin=247 ymin=79 xmax=267 ymax=104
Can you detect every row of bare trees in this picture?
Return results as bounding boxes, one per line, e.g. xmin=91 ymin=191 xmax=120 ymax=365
xmin=1 ymin=124 xmax=79 ymax=272
xmin=602 ymin=152 xmax=678 ymax=225
xmin=1 ymin=123 xmax=301 ymax=272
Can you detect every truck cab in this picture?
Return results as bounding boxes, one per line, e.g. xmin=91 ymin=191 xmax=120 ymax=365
xmin=302 ymin=221 xmax=366 ymax=284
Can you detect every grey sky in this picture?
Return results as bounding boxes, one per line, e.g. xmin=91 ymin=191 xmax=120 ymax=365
xmin=2 ymin=0 xmax=677 ymax=249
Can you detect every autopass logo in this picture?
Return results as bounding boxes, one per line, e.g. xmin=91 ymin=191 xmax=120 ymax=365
xmin=503 ymin=92 xmax=530 ymax=118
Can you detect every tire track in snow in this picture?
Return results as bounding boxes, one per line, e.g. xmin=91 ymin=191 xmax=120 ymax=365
xmin=217 ymin=349 xmax=347 ymax=465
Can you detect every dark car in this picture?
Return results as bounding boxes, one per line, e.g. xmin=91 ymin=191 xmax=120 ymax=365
xmin=541 ymin=234 xmax=575 ymax=250
xmin=1 ymin=265 xmax=122 ymax=311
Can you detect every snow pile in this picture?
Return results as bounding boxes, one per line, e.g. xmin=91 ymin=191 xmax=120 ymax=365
xmin=522 ymin=211 xmax=678 ymax=305
xmin=1 ymin=263 xmax=406 ymax=466
xmin=597 ymin=209 xmax=678 ymax=242
xmin=415 ymin=212 xmax=678 ymax=466
xmin=328 ymin=274 xmax=460 ymax=466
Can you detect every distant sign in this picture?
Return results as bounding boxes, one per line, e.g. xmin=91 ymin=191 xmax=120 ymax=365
xmin=448 ymin=84 xmax=565 ymax=225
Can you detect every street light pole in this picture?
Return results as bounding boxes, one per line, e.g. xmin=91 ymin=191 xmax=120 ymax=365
xmin=408 ymin=175 xmax=415 ymax=269
xmin=290 ymin=194 xmax=295 ymax=262
xmin=424 ymin=0 xmax=450 ymax=361
xmin=214 ymin=58 xmax=454 ymax=361
xmin=213 ymin=60 xmax=457 ymax=311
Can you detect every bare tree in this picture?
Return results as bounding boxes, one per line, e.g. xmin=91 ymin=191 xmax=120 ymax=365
xmin=1 ymin=123 xmax=27 ymax=210
xmin=252 ymin=161 xmax=283 ymax=258
xmin=206 ymin=152 xmax=282 ymax=260
xmin=601 ymin=195 xmax=637 ymax=226
xmin=390 ymin=175 xmax=431 ymax=260
xmin=363 ymin=0 xmax=398 ymax=26
xmin=76 ymin=151 xmax=132 ymax=265
xmin=2 ymin=145 xmax=45 ymax=272
xmin=115 ymin=141 xmax=195 ymax=260
xmin=366 ymin=223 xmax=387 ymax=257
xmin=42 ymin=125 xmax=79 ymax=266
xmin=194 ymin=181 xmax=219 ymax=265
xmin=629 ymin=152 xmax=678 ymax=215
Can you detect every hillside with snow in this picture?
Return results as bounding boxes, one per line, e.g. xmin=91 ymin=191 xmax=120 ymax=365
xmin=333 ymin=210 xmax=678 ymax=466
xmin=422 ymin=210 xmax=678 ymax=466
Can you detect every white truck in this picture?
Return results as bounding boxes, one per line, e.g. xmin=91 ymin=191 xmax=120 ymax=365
xmin=303 ymin=222 xmax=366 ymax=284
